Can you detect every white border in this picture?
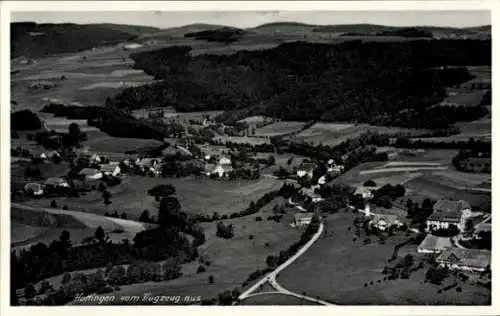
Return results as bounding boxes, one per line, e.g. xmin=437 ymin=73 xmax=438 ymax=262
xmin=0 ymin=1 xmax=497 ymax=316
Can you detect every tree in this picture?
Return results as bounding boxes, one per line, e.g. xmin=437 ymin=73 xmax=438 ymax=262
xmin=120 ymin=212 xmax=128 ymax=220
xmin=61 ymin=272 xmax=72 ymax=285
xmin=138 ymin=209 xmax=151 ymax=223
xmin=95 ymin=226 xmax=105 ymax=244
xmin=406 ymin=199 xmax=414 ymax=216
xmin=266 ymin=255 xmax=279 ymax=268
xmin=98 ymin=182 xmax=106 ymax=193
xmin=158 ymin=196 xmax=182 ymax=227
xmin=364 ymin=180 xmax=377 ymax=187
xmin=50 ymin=200 xmax=58 ymax=208
xmin=102 ymin=190 xmax=111 ymax=204
xmin=60 ymin=230 xmax=71 ymax=247
xmin=422 ymin=198 xmax=433 ymax=210
xmin=287 ymin=157 xmax=294 ymax=165
xmin=268 ymin=155 xmax=276 ymax=165
xmin=24 ymin=283 xmax=36 ymax=299
xmin=208 ymin=275 xmax=214 ymax=284
xmin=148 ymin=184 xmax=176 ymax=198
xmin=68 ymin=123 xmax=85 ymax=146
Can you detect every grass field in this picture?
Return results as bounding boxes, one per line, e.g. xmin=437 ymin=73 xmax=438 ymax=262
xmin=254 ymin=121 xmax=306 ymax=138
xmin=213 ymin=135 xmax=271 ymax=145
xmin=80 ymin=197 xmax=303 ymax=303
xmin=293 ymin=123 xmax=430 ymax=147
xmin=240 ymin=293 xmax=321 ymax=305
xmin=276 ymin=211 xmax=490 ymax=305
xmin=24 ymin=176 xmax=285 ymax=220
xmin=83 ymin=135 xmax=163 ymax=153
xmin=11 ymin=203 xmax=156 ymax=250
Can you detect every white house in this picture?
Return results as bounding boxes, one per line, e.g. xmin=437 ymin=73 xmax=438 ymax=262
xmin=318 ymin=175 xmax=327 ymax=185
xmin=90 ymin=153 xmax=103 ymax=164
xmin=354 ymin=186 xmax=374 ymax=200
xmin=218 ymin=156 xmax=232 ymax=166
xmin=99 ymin=164 xmax=121 ymax=177
xmin=296 ymin=163 xmax=315 ymax=178
xmin=426 ymin=199 xmax=472 ymax=232
xmin=45 ymin=177 xmax=70 ymax=188
xmin=24 ymin=183 xmax=44 ymax=196
xmin=213 ymin=164 xmax=233 ymax=178
xmin=294 ymin=212 xmax=314 ymax=227
xmin=79 ymin=168 xmax=103 ymax=180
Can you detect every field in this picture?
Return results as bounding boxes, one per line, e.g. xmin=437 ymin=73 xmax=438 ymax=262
xmin=276 ymin=211 xmax=490 ymax=305
xmin=240 ymin=293 xmax=321 ymax=305
xmin=333 ymin=150 xmax=490 ymax=209
xmin=74 ymin=197 xmax=303 ymax=303
xmin=24 ymin=176 xmax=285 ymax=220
xmin=11 ymin=203 xmax=156 ymax=251
xmin=253 ymin=121 xmax=306 ymax=138
xmin=11 ymin=44 xmax=156 ymax=111
xmin=413 ymin=116 xmax=491 ymax=143
xmin=293 ymin=123 xmax=429 ymax=146
xmin=438 ymin=90 xmax=488 ymax=107
xmin=82 ymin=135 xmax=164 ymax=153
xmin=213 ymin=135 xmax=270 ymax=145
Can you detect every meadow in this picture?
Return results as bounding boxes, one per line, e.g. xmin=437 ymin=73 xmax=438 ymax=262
xmin=68 ymin=197 xmax=303 ymax=303
xmin=276 ymin=211 xmax=490 ymax=305
xmin=293 ymin=123 xmax=429 ymax=146
xmin=253 ymin=121 xmax=306 ymax=138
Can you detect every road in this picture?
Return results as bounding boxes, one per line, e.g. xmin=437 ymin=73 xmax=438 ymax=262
xmin=238 ymin=221 xmax=333 ymax=305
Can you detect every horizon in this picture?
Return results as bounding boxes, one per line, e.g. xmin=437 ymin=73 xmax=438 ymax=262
xmin=11 ymin=11 xmax=491 ymax=29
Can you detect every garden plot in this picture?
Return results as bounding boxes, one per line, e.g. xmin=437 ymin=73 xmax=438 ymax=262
xmin=254 ymin=121 xmax=306 ymax=138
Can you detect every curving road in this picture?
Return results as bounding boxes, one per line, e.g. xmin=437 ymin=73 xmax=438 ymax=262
xmin=238 ymin=221 xmax=333 ymax=305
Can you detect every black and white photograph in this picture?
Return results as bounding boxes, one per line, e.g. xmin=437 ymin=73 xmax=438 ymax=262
xmin=1 ymin=1 xmax=496 ymax=311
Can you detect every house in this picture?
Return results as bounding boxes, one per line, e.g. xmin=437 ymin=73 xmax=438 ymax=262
xmin=136 ymin=158 xmax=162 ymax=171
xmin=327 ymin=165 xmax=344 ymax=175
xmin=354 ymin=186 xmax=374 ymax=200
xmin=204 ymin=163 xmax=216 ymax=176
xmin=426 ymin=199 xmax=472 ymax=232
xmin=218 ymin=156 xmax=232 ymax=166
xmin=213 ymin=164 xmax=233 ymax=178
xmin=473 ymin=223 xmax=491 ymax=239
xmin=294 ymin=212 xmax=314 ymax=227
xmin=369 ymin=213 xmax=401 ymax=231
xmin=90 ymin=153 xmax=103 ymax=164
xmin=464 ymin=158 xmax=491 ymax=173
xmin=79 ymin=168 xmax=103 ymax=180
xmin=99 ymin=164 xmax=121 ymax=177
xmin=318 ymin=175 xmax=327 ymax=185
xmin=45 ymin=177 xmax=70 ymax=188
xmin=300 ymin=187 xmax=324 ymax=203
xmin=24 ymin=183 xmax=44 ymax=196
xmin=296 ymin=163 xmax=316 ymax=178
xmin=436 ymin=247 xmax=491 ymax=272
xmin=417 ymin=234 xmax=453 ymax=254
xmin=38 ymin=150 xmax=60 ymax=160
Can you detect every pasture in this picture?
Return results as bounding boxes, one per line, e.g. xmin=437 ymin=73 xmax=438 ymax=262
xmin=83 ymin=135 xmax=164 ymax=153
xmin=240 ymin=294 xmax=321 ymax=305
xmin=213 ymin=135 xmax=270 ymax=146
xmin=25 ymin=176 xmax=285 ymax=220
xmin=82 ymin=197 xmax=303 ymax=303
xmin=293 ymin=123 xmax=430 ymax=147
xmin=276 ymin=212 xmax=490 ymax=305
xmin=253 ymin=121 xmax=306 ymax=138
xmin=11 ymin=204 xmax=156 ymax=250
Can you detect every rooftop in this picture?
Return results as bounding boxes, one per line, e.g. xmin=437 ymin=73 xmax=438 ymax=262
xmin=436 ymin=247 xmax=491 ymax=268
xmin=79 ymin=168 xmax=101 ymax=175
xmin=433 ymin=199 xmax=471 ymax=213
xmin=427 ymin=211 xmax=461 ymax=223
xmin=417 ymin=234 xmax=453 ymax=251
xmin=294 ymin=212 xmax=314 ymax=220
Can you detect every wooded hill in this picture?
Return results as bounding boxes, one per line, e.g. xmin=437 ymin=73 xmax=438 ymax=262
xmin=106 ymin=39 xmax=490 ymax=129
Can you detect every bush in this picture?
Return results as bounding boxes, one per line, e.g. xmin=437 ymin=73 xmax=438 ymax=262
xmin=63 ymin=205 xmax=68 ymax=210
xmin=249 ymin=235 xmax=254 ymax=240
xmin=255 ymin=216 xmax=262 ymax=222
xmin=456 ymin=287 xmax=462 ymax=292
xmin=364 ymin=180 xmax=377 ymax=187
xmin=208 ymin=275 xmax=214 ymax=284
xmin=50 ymin=200 xmax=57 ymax=208
xmin=196 ymin=265 xmax=206 ymax=274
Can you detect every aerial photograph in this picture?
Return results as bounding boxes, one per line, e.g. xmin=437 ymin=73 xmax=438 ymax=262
xmin=8 ymin=9 xmax=492 ymax=306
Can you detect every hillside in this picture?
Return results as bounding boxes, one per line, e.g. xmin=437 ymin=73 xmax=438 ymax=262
xmin=139 ymin=23 xmax=231 ymax=39
xmin=107 ymin=39 xmax=491 ymax=129
xmin=10 ymin=22 xmax=144 ymax=58
xmin=90 ymin=23 xmax=161 ymax=37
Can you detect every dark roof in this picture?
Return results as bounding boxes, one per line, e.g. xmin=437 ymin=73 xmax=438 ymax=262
xmin=433 ymin=199 xmax=471 ymax=213
xmin=427 ymin=211 xmax=461 ymax=223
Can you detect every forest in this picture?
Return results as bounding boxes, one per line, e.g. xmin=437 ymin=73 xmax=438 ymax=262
xmin=107 ymin=39 xmax=491 ymax=129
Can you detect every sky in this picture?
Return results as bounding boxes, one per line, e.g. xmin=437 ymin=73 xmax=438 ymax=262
xmin=11 ymin=11 xmax=490 ymax=29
